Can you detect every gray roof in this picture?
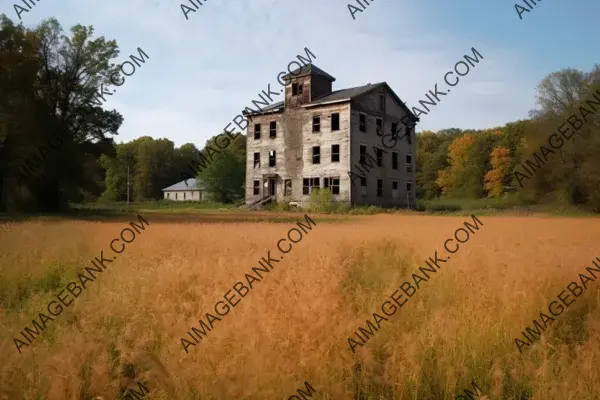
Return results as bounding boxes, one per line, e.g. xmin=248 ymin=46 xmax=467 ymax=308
xmin=242 ymin=84 xmax=379 ymax=117
xmin=254 ymin=101 xmax=284 ymax=113
xmin=308 ymin=81 xmax=418 ymax=122
xmin=243 ymin=79 xmax=418 ymax=122
xmin=162 ymin=178 xmax=205 ymax=191
xmin=282 ymin=64 xmax=336 ymax=82
xmin=308 ymin=82 xmax=385 ymax=106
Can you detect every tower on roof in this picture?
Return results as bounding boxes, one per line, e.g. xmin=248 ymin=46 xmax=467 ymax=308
xmin=281 ymin=64 xmax=336 ymax=108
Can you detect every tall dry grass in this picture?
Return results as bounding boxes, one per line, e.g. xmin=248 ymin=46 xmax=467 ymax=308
xmin=0 ymin=214 xmax=600 ymax=399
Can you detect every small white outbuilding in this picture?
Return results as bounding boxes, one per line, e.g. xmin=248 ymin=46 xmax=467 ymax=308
xmin=161 ymin=178 xmax=209 ymax=201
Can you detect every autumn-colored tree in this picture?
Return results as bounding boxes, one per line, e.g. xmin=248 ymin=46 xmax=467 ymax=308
xmin=468 ymin=129 xmax=502 ymax=198
xmin=484 ymin=146 xmax=511 ymax=197
xmin=435 ymin=134 xmax=475 ymax=196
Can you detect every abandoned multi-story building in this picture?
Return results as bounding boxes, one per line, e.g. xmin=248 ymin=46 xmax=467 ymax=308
xmin=244 ymin=64 xmax=417 ymax=208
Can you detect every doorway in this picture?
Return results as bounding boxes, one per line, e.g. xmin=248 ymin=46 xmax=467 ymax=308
xmin=268 ymin=178 xmax=276 ymax=197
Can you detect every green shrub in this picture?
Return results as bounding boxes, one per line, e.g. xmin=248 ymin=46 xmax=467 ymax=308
xmin=0 ymin=262 xmax=65 ymax=311
xmin=264 ymin=201 xmax=293 ymax=212
xmin=345 ymin=205 xmax=385 ymax=215
xmin=308 ymin=189 xmax=337 ymax=213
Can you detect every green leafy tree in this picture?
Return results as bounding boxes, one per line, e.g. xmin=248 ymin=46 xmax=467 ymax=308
xmin=520 ymin=67 xmax=600 ymax=208
xmin=416 ymin=130 xmax=445 ymax=199
xmin=99 ymin=138 xmax=199 ymax=202
xmin=196 ymin=136 xmax=245 ymax=203
xmin=0 ymin=15 xmax=122 ymax=211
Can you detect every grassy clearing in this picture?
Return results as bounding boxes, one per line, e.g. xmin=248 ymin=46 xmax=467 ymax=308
xmin=71 ymin=200 xmax=238 ymax=211
xmin=415 ymin=195 xmax=600 ymax=217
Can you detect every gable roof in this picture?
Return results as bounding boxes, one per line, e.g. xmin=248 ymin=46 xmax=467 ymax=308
xmin=307 ymin=83 xmax=381 ymax=106
xmin=244 ymin=81 xmax=418 ymax=122
xmin=307 ymin=81 xmax=418 ymax=122
xmin=282 ymin=64 xmax=336 ymax=82
xmin=242 ymin=85 xmax=376 ymax=118
xmin=162 ymin=178 xmax=205 ymax=191
xmin=244 ymin=101 xmax=284 ymax=116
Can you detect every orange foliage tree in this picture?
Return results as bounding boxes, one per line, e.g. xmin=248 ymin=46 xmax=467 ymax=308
xmin=484 ymin=146 xmax=512 ymax=197
xmin=435 ymin=134 xmax=475 ymax=196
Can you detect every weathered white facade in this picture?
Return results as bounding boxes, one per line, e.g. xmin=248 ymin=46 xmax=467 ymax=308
xmin=163 ymin=190 xmax=207 ymax=201
xmin=244 ymin=65 xmax=417 ymax=208
xmin=162 ymin=178 xmax=209 ymax=201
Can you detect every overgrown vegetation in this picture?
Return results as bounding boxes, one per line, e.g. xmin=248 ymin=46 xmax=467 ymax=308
xmin=0 ymin=262 xmax=65 ymax=311
xmin=1 ymin=215 xmax=599 ymax=398
xmin=307 ymin=189 xmax=383 ymax=214
xmin=73 ymin=200 xmax=237 ymax=212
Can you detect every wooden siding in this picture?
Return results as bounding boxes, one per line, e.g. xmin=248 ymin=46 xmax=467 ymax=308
xmin=245 ymin=74 xmax=416 ymax=209
xmin=350 ymin=86 xmax=417 ymax=207
xmin=245 ymin=103 xmax=351 ymax=207
xmin=163 ymin=190 xmax=205 ymax=201
xmin=284 ymin=76 xmax=311 ymax=108
xmin=310 ymin=75 xmax=333 ymax=102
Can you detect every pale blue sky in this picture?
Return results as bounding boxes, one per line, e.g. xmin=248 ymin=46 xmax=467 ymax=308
xmin=4 ymin=0 xmax=599 ymax=148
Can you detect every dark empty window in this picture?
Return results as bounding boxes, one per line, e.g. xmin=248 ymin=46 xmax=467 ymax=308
xmin=379 ymin=95 xmax=385 ymax=111
xmin=331 ymin=144 xmax=340 ymax=162
xmin=359 ymin=145 xmax=367 ymax=164
xmin=331 ymin=113 xmax=340 ymax=131
xmin=332 ymin=178 xmax=340 ymax=195
xmin=253 ymin=152 xmax=260 ymax=168
xmin=298 ymin=84 xmax=304 ymax=94
xmin=359 ymin=114 xmax=366 ymax=132
xmin=377 ymin=179 xmax=383 ymax=197
xmin=254 ymin=123 xmax=261 ymax=139
xmin=270 ymin=121 xmax=277 ymax=138
xmin=391 ymin=122 xmax=398 ymax=137
xmin=324 ymin=177 xmax=340 ymax=195
xmin=376 ymin=118 xmax=383 ymax=136
xmin=392 ymin=152 xmax=398 ymax=170
xmin=303 ymin=178 xmax=320 ymax=195
xmin=376 ymin=148 xmax=383 ymax=167
xmin=392 ymin=181 xmax=398 ymax=190
xmin=312 ymin=146 xmax=320 ymax=164
xmin=406 ymin=154 xmax=413 ymax=172
xmin=312 ymin=178 xmax=320 ymax=192
xmin=292 ymin=83 xmax=299 ymax=95
xmin=313 ymin=116 xmax=321 ymax=133
xmin=269 ymin=150 xmax=276 ymax=167
xmin=407 ymin=128 xmax=412 ymax=144
xmin=360 ymin=177 xmax=367 ymax=187
xmin=253 ymin=180 xmax=260 ymax=195
xmin=407 ymin=182 xmax=413 ymax=192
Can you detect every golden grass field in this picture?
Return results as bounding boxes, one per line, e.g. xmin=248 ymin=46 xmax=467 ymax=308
xmin=1 ymin=212 xmax=600 ymax=399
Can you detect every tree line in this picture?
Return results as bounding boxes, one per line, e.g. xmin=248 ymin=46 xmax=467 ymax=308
xmin=0 ymin=15 xmax=245 ymax=211
xmin=416 ymin=65 xmax=600 ymax=211
xmin=0 ymin=15 xmax=598 ymax=212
